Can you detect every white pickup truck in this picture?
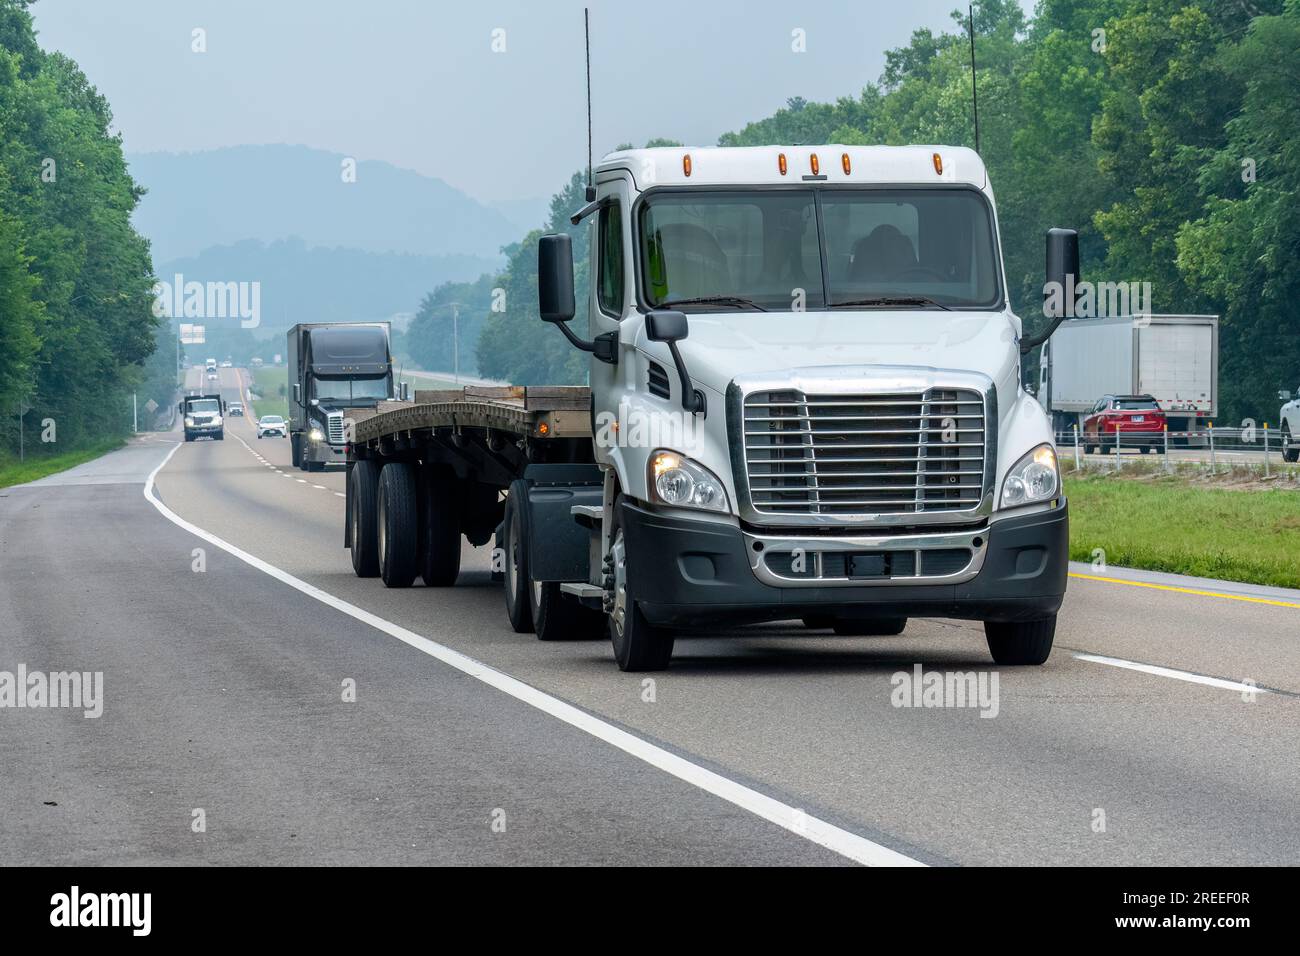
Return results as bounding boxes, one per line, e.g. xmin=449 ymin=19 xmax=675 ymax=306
xmin=1279 ymin=388 xmax=1300 ymax=462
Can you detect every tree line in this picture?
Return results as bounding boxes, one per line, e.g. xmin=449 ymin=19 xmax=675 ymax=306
xmin=416 ymin=0 xmax=1297 ymax=426
xmin=0 ymin=0 xmax=163 ymax=461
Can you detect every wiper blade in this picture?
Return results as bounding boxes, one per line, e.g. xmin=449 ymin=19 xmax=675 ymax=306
xmin=830 ymin=296 xmax=952 ymax=312
xmin=656 ymin=295 xmax=769 ymax=312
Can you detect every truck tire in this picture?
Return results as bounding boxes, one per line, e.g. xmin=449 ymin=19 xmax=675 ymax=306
xmin=985 ymin=616 xmax=1056 ymax=665
xmin=832 ymin=617 xmax=907 ymax=636
xmin=291 ymin=434 xmax=302 ymax=468
xmin=377 ymin=463 xmax=419 ymax=588
xmin=608 ymin=495 xmax=674 ymax=671
xmin=306 ymin=460 xmax=324 ymax=473
xmin=419 ymin=467 xmax=462 ymax=588
xmin=216 ymin=429 xmax=224 ymax=441
xmin=1284 ymin=425 xmax=1298 ymax=463
xmin=501 ymin=484 xmax=533 ymax=632
xmin=348 ymin=459 xmax=380 ymax=578
xmin=531 ymin=580 xmax=605 ymax=641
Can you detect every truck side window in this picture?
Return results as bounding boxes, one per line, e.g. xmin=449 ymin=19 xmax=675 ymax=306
xmin=597 ymin=201 xmax=624 ymax=316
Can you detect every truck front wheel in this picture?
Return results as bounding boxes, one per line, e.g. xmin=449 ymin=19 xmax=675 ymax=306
xmin=608 ymin=497 xmax=674 ymax=671
xmin=985 ymin=616 xmax=1056 ymax=665
xmin=291 ymin=434 xmax=302 ymax=468
xmin=348 ymin=459 xmax=380 ymax=578
xmin=377 ymin=463 xmax=419 ymax=588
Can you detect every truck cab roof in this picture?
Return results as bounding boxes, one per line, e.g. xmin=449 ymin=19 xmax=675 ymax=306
xmin=597 ymin=145 xmax=988 ymax=191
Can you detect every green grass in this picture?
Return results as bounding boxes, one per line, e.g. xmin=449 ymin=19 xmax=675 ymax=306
xmin=1066 ymin=471 xmax=1300 ymax=588
xmin=249 ymin=365 xmax=289 ymax=420
xmin=0 ymin=439 xmax=126 ymax=489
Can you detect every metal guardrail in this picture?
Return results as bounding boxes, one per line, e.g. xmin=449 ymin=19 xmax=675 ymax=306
xmin=1055 ymin=424 xmax=1300 ymax=476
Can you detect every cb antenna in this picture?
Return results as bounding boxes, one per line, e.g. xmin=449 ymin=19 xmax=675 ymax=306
xmin=968 ymin=3 xmax=980 ymax=155
xmin=584 ymin=8 xmax=595 ymax=202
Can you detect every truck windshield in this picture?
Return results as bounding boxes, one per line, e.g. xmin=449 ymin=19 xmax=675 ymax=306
xmin=189 ymin=400 xmax=219 ymax=413
xmin=311 ymin=376 xmax=390 ymax=402
xmin=638 ymin=187 xmax=1000 ymax=312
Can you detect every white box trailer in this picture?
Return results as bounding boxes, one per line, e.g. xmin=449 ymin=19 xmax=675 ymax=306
xmin=1037 ymin=314 xmax=1218 ymax=435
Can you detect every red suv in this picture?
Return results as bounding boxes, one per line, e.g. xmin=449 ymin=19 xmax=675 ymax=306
xmin=1082 ymin=395 xmax=1166 ymax=454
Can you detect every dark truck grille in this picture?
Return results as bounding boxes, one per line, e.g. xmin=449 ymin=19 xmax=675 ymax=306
xmin=327 ymin=412 xmax=345 ymax=444
xmin=742 ymin=387 xmax=986 ymax=516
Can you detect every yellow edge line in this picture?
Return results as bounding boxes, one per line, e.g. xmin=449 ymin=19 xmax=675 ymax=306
xmin=1069 ymin=572 xmax=1300 ymax=609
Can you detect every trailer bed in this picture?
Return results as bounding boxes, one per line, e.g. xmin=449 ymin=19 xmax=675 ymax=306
xmin=353 ymin=385 xmax=591 ymax=446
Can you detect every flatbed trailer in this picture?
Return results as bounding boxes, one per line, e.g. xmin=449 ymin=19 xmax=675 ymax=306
xmin=345 ymin=385 xmax=607 ymax=639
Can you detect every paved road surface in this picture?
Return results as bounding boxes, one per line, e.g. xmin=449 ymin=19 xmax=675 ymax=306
xmin=3 ymin=366 xmax=1297 ymax=865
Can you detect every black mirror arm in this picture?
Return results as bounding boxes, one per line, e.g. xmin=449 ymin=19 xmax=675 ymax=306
xmin=569 ymin=201 xmax=599 ymax=226
xmin=552 ymin=322 xmax=618 ymax=365
xmin=1019 ymin=314 xmax=1068 ymax=355
xmin=666 ymin=341 xmax=705 ymax=414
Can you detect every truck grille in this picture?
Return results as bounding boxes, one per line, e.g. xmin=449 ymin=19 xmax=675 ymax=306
xmin=327 ymin=412 xmax=345 ymax=445
xmin=742 ymin=387 xmax=987 ymax=516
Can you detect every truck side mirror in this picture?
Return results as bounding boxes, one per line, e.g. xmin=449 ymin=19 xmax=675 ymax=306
xmin=645 ymin=310 xmax=688 ymax=343
xmin=538 ymin=234 xmax=575 ymax=324
xmin=293 ymin=383 xmax=302 ymax=404
xmin=645 ymin=310 xmax=703 ymax=415
xmin=536 ymin=232 xmax=617 ymax=365
xmin=1021 ymin=227 xmax=1080 ymax=355
xmin=1044 ymin=228 xmax=1080 ymax=319
xmin=400 ymin=381 xmax=410 ymax=402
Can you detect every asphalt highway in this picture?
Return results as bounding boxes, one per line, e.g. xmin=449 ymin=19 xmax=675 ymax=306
xmin=2 ymin=365 xmax=1296 ymax=865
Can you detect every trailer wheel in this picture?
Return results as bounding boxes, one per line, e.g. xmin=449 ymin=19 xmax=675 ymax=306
xmin=608 ymin=496 xmax=674 ymax=671
xmin=419 ymin=467 xmax=462 ymax=588
xmin=377 ymin=463 xmax=419 ymax=588
xmin=985 ymin=615 xmax=1056 ymax=665
xmin=501 ymin=482 xmax=533 ymax=632
xmin=348 ymin=459 xmax=380 ymax=578
xmin=531 ymin=581 xmax=605 ymax=641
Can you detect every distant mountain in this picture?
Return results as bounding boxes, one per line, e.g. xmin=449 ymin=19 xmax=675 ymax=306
xmin=156 ymin=237 xmax=498 ymax=336
xmin=487 ymin=196 xmax=553 ymax=235
xmin=128 ymin=145 xmax=519 ymax=264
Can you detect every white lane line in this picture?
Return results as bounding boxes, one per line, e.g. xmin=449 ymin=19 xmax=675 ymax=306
xmin=1074 ymin=653 xmax=1271 ymax=695
xmin=296 ymin=479 xmax=307 ymax=484
xmin=312 ymin=484 xmax=326 ymax=490
xmin=142 ymin=443 xmax=920 ymax=867
xmin=334 ymin=492 xmax=345 ymax=498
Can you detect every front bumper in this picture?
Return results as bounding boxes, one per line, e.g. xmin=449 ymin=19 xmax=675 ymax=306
xmin=620 ymin=500 xmax=1068 ymax=628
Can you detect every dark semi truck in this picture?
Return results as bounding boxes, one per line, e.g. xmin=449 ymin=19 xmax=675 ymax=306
xmin=287 ymin=322 xmax=393 ymax=472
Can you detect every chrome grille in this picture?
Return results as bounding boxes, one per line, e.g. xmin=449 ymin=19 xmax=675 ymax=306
xmin=742 ymin=387 xmax=986 ymax=516
xmin=327 ymin=412 xmax=345 ymax=444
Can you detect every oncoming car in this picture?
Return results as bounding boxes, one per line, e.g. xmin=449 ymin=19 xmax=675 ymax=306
xmin=228 ymin=402 xmax=245 ymax=417
xmin=256 ymin=415 xmax=287 ymax=438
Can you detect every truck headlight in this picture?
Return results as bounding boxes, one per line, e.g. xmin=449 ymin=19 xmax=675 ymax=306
xmin=649 ymin=450 xmax=729 ymax=513
xmin=184 ymin=416 xmax=195 ymax=427
xmin=1000 ymin=444 xmax=1059 ymax=509
xmin=309 ymin=427 xmax=325 ymax=442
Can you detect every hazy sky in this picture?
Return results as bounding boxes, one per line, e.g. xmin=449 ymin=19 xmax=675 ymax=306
xmin=30 ymin=0 xmax=1026 ymax=203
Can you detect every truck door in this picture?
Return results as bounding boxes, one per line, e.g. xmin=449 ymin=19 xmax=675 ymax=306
xmin=587 ymin=172 xmax=633 ymax=469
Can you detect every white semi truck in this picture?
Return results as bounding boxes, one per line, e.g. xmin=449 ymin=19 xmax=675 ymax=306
xmin=1036 ymin=314 xmax=1218 ymax=436
xmin=346 ymin=145 xmax=1071 ymax=671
